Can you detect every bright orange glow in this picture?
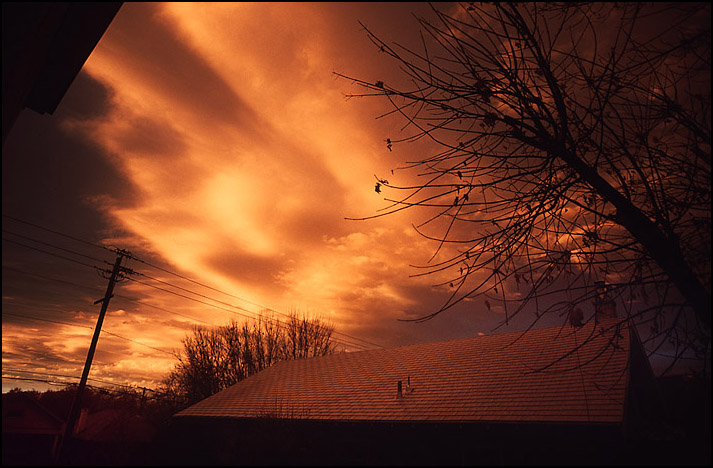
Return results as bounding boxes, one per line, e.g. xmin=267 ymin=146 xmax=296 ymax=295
xmin=2 ymin=3 xmax=537 ymax=393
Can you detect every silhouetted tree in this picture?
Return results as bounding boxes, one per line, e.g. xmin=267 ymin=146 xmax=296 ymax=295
xmin=163 ymin=312 xmax=336 ymax=404
xmin=339 ymin=3 xmax=710 ymax=370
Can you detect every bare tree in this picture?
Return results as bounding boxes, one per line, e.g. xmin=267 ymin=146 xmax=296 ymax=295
xmin=284 ymin=313 xmax=336 ymax=359
xmin=339 ymin=3 xmax=710 ymax=370
xmin=163 ymin=311 xmax=336 ymax=404
xmin=166 ymin=326 xmax=226 ymax=403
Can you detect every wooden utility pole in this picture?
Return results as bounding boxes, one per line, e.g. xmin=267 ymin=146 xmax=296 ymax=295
xmin=55 ymin=248 xmax=132 ymax=463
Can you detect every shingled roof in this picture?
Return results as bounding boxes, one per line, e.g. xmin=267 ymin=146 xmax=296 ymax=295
xmin=176 ymin=320 xmax=632 ymax=425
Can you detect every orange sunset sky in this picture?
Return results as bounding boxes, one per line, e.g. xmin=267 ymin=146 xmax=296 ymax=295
xmin=5 ymin=2 xmax=525 ymax=393
xmin=3 ymin=2 xmax=697 ymax=394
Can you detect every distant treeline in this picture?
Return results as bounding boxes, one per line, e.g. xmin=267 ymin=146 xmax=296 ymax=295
xmin=162 ymin=312 xmax=336 ymax=404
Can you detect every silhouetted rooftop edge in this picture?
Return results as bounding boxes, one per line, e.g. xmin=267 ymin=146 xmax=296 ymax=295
xmin=177 ymin=319 xmax=637 ymax=424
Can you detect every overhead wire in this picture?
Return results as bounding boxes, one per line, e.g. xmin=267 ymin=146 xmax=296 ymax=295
xmin=3 ymin=311 xmax=175 ymax=356
xmin=5 ymin=264 xmax=217 ymax=327
xmin=132 ymin=264 xmax=385 ymax=349
xmin=2 ymin=375 xmax=160 ymax=397
xmin=112 ymin=294 xmax=217 ymax=326
xmin=2 ymin=237 xmax=105 ymax=270
xmin=3 ymin=311 xmax=92 ymax=329
xmin=3 ymin=214 xmax=384 ymax=349
xmin=2 ymin=368 xmax=147 ymax=390
xmin=2 ymin=213 xmax=113 ymax=253
xmin=1 ymin=376 xmax=87 ymax=390
xmin=5 ymin=270 xmax=366 ymax=355
xmin=126 ymin=275 xmax=372 ymax=351
xmin=1 ymin=217 xmax=391 ymax=394
xmin=5 ymin=246 xmax=373 ymax=351
xmin=2 ymin=229 xmax=111 ymax=265
xmin=126 ymin=276 xmax=263 ymax=322
xmin=3 ymin=264 xmax=105 ymax=293
xmin=5 ymin=246 xmax=373 ymax=350
xmin=2 ymin=375 xmax=72 ymax=387
xmin=133 ymin=270 xmax=262 ymax=316
xmin=130 ymin=255 xmax=267 ymax=309
xmin=98 ymin=330 xmax=176 ymax=356
xmin=2 ymin=319 xmax=170 ymax=390
xmin=5 ymin=266 xmax=364 ymax=364
xmin=5 ymin=264 xmax=219 ymax=327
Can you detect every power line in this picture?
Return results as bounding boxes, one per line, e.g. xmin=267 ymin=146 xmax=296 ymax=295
xmin=1 ymin=214 xmax=113 ymax=253
xmin=3 ymin=214 xmax=384 ymax=349
xmin=112 ymin=294 xmax=217 ymax=326
xmin=3 ymin=264 xmax=104 ymax=293
xmin=126 ymin=276 xmax=368 ymax=349
xmin=126 ymin=276 xmax=371 ymax=351
xmin=7 ymin=258 xmax=376 ymax=350
xmin=3 ymin=311 xmax=175 ymax=356
xmin=4 ymin=264 xmax=216 ymax=327
xmin=3 ymin=360 xmax=163 ymax=391
xmin=100 ymin=330 xmax=175 ymax=356
xmin=131 ymin=255 xmax=267 ymax=309
xmin=5 ymin=301 xmax=109 ymax=318
xmin=2 ymin=237 xmax=104 ymax=270
xmin=3 ymin=311 xmax=93 ymax=329
xmin=3 ymin=368 xmax=89 ymax=383
xmin=2 ymin=376 xmax=71 ymax=387
xmin=2 ymin=229 xmax=111 ymax=265
xmin=2 ymin=369 xmax=149 ymax=391
xmin=2 ymin=375 xmax=160 ymax=397
xmin=133 ymin=268 xmax=384 ymax=349
xmin=6 ymin=273 xmax=359 ymax=353
xmin=127 ymin=276 xmax=261 ymax=321
xmin=134 ymin=270 xmax=258 ymax=313
xmin=133 ymin=270 xmax=273 ymax=320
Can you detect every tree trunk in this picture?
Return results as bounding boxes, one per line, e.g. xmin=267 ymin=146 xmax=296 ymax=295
xmin=555 ymin=142 xmax=711 ymax=328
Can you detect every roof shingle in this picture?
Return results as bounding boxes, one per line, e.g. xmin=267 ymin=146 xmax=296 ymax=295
xmin=176 ymin=320 xmax=631 ymax=424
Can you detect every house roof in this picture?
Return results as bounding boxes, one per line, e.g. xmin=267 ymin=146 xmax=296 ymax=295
xmin=75 ymin=409 xmax=155 ymax=443
xmin=176 ymin=320 xmax=632 ymax=424
xmin=2 ymin=392 xmax=65 ymax=435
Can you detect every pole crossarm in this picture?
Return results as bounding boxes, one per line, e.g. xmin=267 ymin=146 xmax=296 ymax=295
xmin=54 ymin=248 xmax=134 ymax=462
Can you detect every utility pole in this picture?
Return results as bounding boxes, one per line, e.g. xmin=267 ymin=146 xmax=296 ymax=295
xmin=55 ymin=248 xmax=132 ymax=463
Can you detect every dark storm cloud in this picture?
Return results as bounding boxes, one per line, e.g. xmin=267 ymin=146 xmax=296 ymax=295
xmin=58 ymin=69 xmax=116 ymax=121
xmin=2 ymin=109 xmax=139 ymax=222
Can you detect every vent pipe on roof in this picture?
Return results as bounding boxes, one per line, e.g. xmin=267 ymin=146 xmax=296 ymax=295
xmin=405 ymin=375 xmax=413 ymax=394
xmin=398 ymin=377 xmax=415 ymax=398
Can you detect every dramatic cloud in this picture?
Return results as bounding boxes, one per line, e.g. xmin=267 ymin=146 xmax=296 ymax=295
xmin=4 ymin=3 xmax=546 ymax=392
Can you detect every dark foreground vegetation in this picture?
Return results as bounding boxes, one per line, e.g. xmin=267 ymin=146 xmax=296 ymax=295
xmin=2 ymin=372 xmax=709 ymax=466
xmin=2 ymin=384 xmax=184 ymax=466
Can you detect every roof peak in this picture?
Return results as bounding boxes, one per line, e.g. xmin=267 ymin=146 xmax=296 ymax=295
xmin=177 ymin=318 xmax=632 ymax=424
xmin=339 ymin=318 xmax=629 ymax=357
